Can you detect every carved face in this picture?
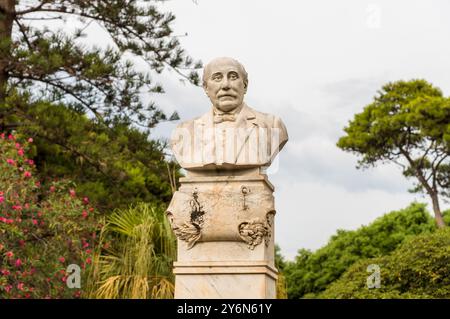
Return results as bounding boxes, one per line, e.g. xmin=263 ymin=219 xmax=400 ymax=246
xmin=203 ymin=58 xmax=247 ymax=113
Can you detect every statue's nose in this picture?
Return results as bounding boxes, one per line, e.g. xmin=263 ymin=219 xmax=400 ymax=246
xmin=221 ymin=79 xmax=230 ymax=90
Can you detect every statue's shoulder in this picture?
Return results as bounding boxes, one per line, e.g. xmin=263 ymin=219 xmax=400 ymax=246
xmin=246 ymin=105 xmax=286 ymax=129
xmin=173 ymin=113 xmax=206 ymax=132
xmin=246 ymin=105 xmax=288 ymax=145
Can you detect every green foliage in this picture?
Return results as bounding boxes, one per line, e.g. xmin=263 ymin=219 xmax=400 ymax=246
xmin=15 ymin=102 xmax=179 ymax=211
xmin=319 ymin=228 xmax=450 ymax=298
xmin=1 ymin=0 xmax=201 ymax=129
xmin=337 ymin=79 xmax=444 ymax=165
xmin=284 ymin=203 xmax=436 ymax=299
xmin=275 ymin=244 xmax=288 ymax=299
xmin=337 ymin=79 xmax=450 ymax=226
xmin=0 ymin=132 xmax=99 ymax=298
xmin=86 ymin=202 xmax=176 ymax=299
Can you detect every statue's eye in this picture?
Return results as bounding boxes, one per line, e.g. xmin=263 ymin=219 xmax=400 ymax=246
xmin=229 ymin=73 xmax=238 ymax=80
xmin=212 ymin=74 xmax=223 ymax=81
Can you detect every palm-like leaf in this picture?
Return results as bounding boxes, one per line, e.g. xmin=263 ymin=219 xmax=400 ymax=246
xmin=85 ymin=202 xmax=176 ymax=299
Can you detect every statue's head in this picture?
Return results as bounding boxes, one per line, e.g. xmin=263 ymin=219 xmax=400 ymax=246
xmin=202 ymin=57 xmax=248 ymax=113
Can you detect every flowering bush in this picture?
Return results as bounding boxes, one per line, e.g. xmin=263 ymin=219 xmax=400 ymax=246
xmin=0 ymin=132 xmax=100 ymax=298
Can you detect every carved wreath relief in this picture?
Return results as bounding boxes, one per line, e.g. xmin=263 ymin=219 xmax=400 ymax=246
xmin=171 ymin=188 xmax=205 ymax=249
xmin=237 ymin=185 xmax=273 ymax=250
xmin=238 ymin=214 xmax=272 ymax=250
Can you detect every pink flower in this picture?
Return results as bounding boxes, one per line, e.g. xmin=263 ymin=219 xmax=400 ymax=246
xmin=1 ymin=269 xmax=10 ymax=276
xmin=5 ymin=251 xmax=14 ymax=258
xmin=18 ymin=240 xmax=25 ymax=247
xmin=27 ymin=159 xmax=34 ymax=166
xmin=0 ymin=133 xmax=4 ymax=139
xmin=0 ymin=196 xmax=4 ymax=203
xmin=82 ymin=242 xmax=89 ymax=249
xmin=1 ymin=217 xmax=13 ymax=224
xmin=69 ymin=189 xmax=76 ymax=197
xmin=15 ymin=142 xmax=21 ymax=149
xmin=49 ymin=186 xmax=56 ymax=193
xmin=28 ymin=138 xmax=33 ymax=143
xmin=83 ymin=197 xmax=89 ymax=205
xmin=12 ymin=205 xmax=22 ymax=211
xmin=58 ymin=257 xmax=65 ymax=263
xmin=6 ymin=159 xmax=15 ymax=165
xmin=23 ymin=171 xmax=32 ymax=178
xmin=4 ymin=285 xmax=12 ymax=293
xmin=18 ymin=149 xmax=24 ymax=156
xmin=15 ymin=258 xmax=22 ymax=267
xmin=8 ymin=134 xmax=14 ymax=140
xmin=32 ymin=219 xmax=38 ymax=225
xmin=82 ymin=210 xmax=88 ymax=219
xmin=17 ymin=282 xmax=24 ymax=291
xmin=86 ymin=257 xmax=92 ymax=265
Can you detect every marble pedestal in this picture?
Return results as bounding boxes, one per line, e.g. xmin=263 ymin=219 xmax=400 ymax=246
xmin=166 ymin=169 xmax=278 ymax=299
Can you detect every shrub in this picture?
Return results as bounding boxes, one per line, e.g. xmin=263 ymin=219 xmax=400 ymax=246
xmin=0 ymin=132 xmax=100 ymax=298
xmin=285 ymin=203 xmax=436 ymax=298
xmin=319 ymin=228 xmax=450 ymax=298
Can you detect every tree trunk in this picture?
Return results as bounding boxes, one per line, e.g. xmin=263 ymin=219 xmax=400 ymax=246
xmin=430 ymin=191 xmax=446 ymax=228
xmin=402 ymin=148 xmax=447 ymax=229
xmin=0 ymin=0 xmax=14 ymax=130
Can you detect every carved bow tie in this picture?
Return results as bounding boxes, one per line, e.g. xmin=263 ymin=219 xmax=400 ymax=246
xmin=213 ymin=113 xmax=236 ymax=123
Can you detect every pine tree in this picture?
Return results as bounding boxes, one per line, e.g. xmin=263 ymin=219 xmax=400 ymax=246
xmin=0 ymin=0 xmax=201 ymax=130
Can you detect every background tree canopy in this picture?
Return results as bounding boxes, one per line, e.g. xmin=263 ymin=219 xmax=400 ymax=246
xmin=319 ymin=227 xmax=450 ymax=299
xmin=337 ymin=79 xmax=450 ymax=228
xmin=284 ymin=203 xmax=450 ymax=299
xmin=0 ymin=0 xmax=201 ymax=129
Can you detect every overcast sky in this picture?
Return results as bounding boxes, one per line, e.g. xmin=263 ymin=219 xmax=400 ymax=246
xmin=144 ymin=0 xmax=450 ymax=260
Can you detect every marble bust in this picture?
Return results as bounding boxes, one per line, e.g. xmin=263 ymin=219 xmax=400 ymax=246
xmin=167 ymin=57 xmax=287 ymax=298
xmin=170 ymin=57 xmax=288 ymax=170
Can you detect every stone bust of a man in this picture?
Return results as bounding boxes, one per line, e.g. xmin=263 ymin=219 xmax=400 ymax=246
xmin=171 ymin=57 xmax=288 ymax=170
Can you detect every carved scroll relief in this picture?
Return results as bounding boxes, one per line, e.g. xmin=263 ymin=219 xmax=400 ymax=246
xmin=166 ymin=179 xmax=275 ymax=250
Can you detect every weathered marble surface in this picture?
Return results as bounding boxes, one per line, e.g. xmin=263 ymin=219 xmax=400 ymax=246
xmin=166 ymin=174 xmax=275 ymax=246
xmin=171 ymin=103 xmax=288 ymax=169
xmin=167 ymin=57 xmax=287 ymax=299
xmin=174 ymin=261 xmax=277 ymax=299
